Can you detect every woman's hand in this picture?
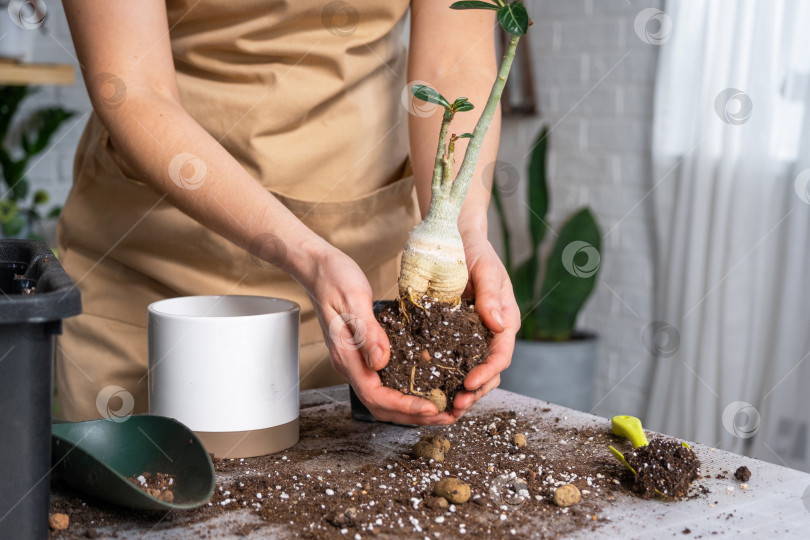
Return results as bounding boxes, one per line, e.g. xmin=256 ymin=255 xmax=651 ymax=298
xmin=300 ymin=247 xmax=456 ymax=425
xmin=451 ymin=233 xmax=520 ymax=419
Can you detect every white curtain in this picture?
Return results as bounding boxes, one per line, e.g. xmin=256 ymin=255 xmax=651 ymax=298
xmin=646 ymin=0 xmax=810 ymax=472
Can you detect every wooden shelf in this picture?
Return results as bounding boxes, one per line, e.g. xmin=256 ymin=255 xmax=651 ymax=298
xmin=0 ymin=61 xmax=75 ymax=86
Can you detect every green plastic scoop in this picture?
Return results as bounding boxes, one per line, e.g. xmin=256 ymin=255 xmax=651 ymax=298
xmin=609 ymin=415 xmax=649 ymax=474
xmin=52 ymin=415 xmax=215 ymax=511
xmin=608 ymin=415 xmax=691 ymax=495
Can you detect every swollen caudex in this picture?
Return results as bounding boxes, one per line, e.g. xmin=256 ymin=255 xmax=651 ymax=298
xmin=398 ymin=214 xmax=467 ymax=304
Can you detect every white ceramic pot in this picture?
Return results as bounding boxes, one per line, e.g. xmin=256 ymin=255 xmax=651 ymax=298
xmin=500 ymin=333 xmax=598 ymax=412
xmin=148 ymin=295 xmax=300 ymax=458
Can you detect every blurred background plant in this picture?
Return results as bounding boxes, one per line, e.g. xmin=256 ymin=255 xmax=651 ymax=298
xmin=0 ymin=85 xmax=74 ymax=239
xmin=492 ymin=125 xmax=602 ymax=341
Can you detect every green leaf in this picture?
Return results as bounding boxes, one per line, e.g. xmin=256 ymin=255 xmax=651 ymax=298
xmin=411 ymin=85 xmax=451 ymax=109
xmin=528 ymin=126 xmax=549 ymax=253
xmin=535 ymin=208 xmax=601 ymax=340
xmin=457 ymin=133 xmax=474 ymax=138
xmin=0 ymin=86 xmax=31 ymax=143
xmin=2 ymin=214 xmax=25 ymax=237
xmin=0 ymin=199 xmax=19 ymax=224
xmin=11 ymin=176 xmax=29 ymax=201
xmin=511 ymin=255 xmax=538 ymax=316
xmin=27 ymin=107 xmax=75 ymax=156
xmin=450 ymin=1 xmax=500 ymax=11
xmin=48 ymin=206 xmax=62 ymax=219
xmin=33 ymin=189 xmax=49 ymax=205
xmin=455 ymin=102 xmax=474 ymax=112
xmin=498 ymin=1 xmax=529 ymax=36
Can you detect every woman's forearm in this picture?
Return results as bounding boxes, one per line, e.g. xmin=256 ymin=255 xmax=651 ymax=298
xmin=408 ymin=0 xmax=501 ymax=241
xmin=96 ymin=91 xmax=328 ymax=286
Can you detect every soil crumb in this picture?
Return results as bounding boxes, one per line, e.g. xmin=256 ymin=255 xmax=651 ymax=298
xmin=734 ymin=466 xmax=751 ymax=482
xmin=376 ymin=298 xmax=491 ymax=411
xmin=128 ymin=472 xmax=176 ymax=503
xmin=623 ymin=438 xmax=701 ymax=499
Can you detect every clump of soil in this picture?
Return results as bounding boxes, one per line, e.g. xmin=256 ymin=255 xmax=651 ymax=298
xmin=128 ymin=472 xmax=176 ymax=503
xmin=376 ymin=298 xmax=492 ymax=411
xmin=734 ymin=466 xmax=751 ymax=482
xmin=623 ymin=438 xmax=701 ymax=499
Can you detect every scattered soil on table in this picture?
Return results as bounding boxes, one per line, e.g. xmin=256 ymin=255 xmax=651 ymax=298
xmin=50 ymin=401 xmax=712 ymax=539
xmin=734 ymin=466 xmax=751 ymax=482
xmin=128 ymin=472 xmax=177 ymax=503
xmin=622 ymin=438 xmax=701 ymax=499
xmin=376 ymin=298 xmax=491 ymax=411
xmin=49 ymin=404 xmax=636 ymax=539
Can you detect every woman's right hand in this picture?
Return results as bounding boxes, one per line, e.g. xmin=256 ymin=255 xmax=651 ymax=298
xmin=297 ymin=247 xmax=456 ymax=425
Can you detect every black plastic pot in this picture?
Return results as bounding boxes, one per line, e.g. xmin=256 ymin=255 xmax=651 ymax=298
xmin=0 ymin=240 xmax=81 ymax=540
xmin=349 ymin=301 xmax=391 ymax=423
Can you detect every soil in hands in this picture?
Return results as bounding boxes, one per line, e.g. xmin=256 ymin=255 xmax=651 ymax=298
xmin=128 ymin=472 xmax=177 ymax=503
xmin=622 ymin=438 xmax=701 ymax=499
xmin=376 ymin=298 xmax=492 ymax=411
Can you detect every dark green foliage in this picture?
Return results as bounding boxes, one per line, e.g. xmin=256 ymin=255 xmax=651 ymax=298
xmin=411 ymin=85 xmax=475 ymax=121
xmin=535 ymin=209 xmax=601 ymax=340
xmin=497 ymin=2 xmax=530 ymax=36
xmin=412 ymin=84 xmax=451 ymax=109
xmin=450 ymin=1 xmax=500 ymax=11
xmin=451 ymin=1 xmax=531 ymax=36
xmin=492 ymin=126 xmax=602 ymax=341
xmin=0 ymin=85 xmax=74 ymax=238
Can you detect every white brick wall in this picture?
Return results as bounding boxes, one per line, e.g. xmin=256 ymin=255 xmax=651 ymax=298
xmin=15 ymin=1 xmax=662 ymax=418
xmin=490 ymin=0 xmax=663 ymax=418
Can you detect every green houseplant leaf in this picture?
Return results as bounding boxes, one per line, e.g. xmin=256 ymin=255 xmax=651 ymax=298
xmin=491 ymin=125 xmax=602 ymax=342
xmin=498 ymin=1 xmax=530 ymax=36
xmin=527 ymin=126 xmax=549 ymax=251
xmin=0 ymin=200 xmax=19 ymax=224
xmin=28 ymin=107 xmax=75 ymax=155
xmin=450 ymin=1 xmax=500 ymax=11
xmin=411 ymin=85 xmax=451 ymax=109
xmin=534 ymin=208 xmax=602 ymax=341
xmin=0 ymin=85 xmax=75 ymax=239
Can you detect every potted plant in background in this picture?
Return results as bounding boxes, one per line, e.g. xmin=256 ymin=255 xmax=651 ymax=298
xmin=492 ymin=126 xmax=602 ymax=411
xmin=0 ymin=85 xmax=74 ymax=241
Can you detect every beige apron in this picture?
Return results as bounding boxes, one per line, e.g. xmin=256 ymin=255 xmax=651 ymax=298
xmin=55 ymin=0 xmax=418 ymax=421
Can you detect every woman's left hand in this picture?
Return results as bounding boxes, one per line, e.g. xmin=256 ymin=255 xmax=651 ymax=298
xmin=451 ymin=233 xmax=520 ymax=418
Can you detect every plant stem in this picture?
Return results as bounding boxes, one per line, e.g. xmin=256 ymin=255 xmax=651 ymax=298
xmin=448 ymin=33 xmax=520 ymax=209
xmin=432 ymin=118 xmax=452 ymax=197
